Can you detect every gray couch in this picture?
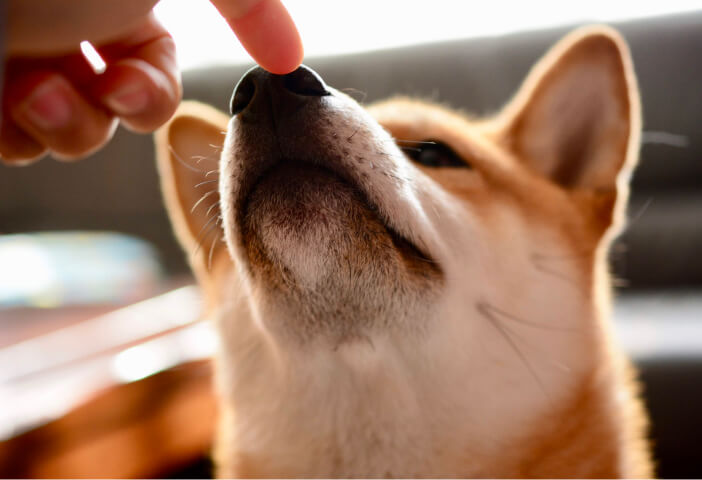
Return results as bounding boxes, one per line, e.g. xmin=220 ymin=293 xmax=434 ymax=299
xmin=1 ymin=11 xmax=700 ymax=478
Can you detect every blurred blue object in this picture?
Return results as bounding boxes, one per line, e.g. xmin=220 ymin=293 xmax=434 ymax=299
xmin=0 ymin=232 xmax=163 ymax=309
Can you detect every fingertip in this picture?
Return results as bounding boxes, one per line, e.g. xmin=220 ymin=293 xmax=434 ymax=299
xmin=227 ymin=0 xmax=304 ymax=74
xmin=0 ymin=118 xmax=47 ymax=165
xmin=266 ymin=29 xmax=304 ymax=75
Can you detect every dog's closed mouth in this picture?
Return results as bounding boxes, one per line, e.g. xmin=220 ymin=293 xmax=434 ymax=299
xmin=238 ymin=159 xmax=440 ymax=276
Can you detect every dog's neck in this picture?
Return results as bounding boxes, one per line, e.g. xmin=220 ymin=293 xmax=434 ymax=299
xmin=211 ymin=278 xmax=636 ymax=477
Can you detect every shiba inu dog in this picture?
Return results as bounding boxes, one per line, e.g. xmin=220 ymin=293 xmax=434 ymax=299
xmin=155 ymin=26 xmax=652 ymax=477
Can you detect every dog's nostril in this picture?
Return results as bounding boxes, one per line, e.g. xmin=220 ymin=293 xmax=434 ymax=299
xmin=282 ymin=65 xmax=330 ymax=97
xmin=230 ymin=70 xmax=257 ymax=115
xmin=230 ymin=65 xmax=329 ymax=117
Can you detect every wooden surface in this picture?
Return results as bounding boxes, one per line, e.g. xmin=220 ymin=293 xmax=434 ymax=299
xmin=0 ymin=360 xmax=216 ymax=478
xmin=0 ymin=286 xmax=218 ymax=478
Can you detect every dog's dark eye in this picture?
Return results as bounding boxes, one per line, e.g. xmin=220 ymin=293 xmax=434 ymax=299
xmin=404 ymin=140 xmax=470 ymax=168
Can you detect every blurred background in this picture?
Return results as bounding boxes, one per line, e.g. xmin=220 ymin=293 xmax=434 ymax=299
xmin=1 ymin=1 xmax=701 ymax=478
xmin=155 ymin=0 xmax=702 ymax=70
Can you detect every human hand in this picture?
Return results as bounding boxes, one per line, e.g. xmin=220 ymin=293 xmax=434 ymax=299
xmin=0 ymin=0 xmax=303 ymax=165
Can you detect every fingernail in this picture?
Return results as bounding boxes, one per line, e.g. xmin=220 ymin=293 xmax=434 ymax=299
xmin=105 ymin=83 xmax=150 ymax=116
xmin=21 ymin=77 xmax=73 ymax=131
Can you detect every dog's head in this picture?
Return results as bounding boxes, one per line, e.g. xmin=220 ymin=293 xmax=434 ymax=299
xmin=157 ymin=25 xmax=638 ymax=341
xmin=156 ymin=26 xmax=647 ymax=476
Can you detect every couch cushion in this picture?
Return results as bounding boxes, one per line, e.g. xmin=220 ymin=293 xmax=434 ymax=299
xmin=1 ymin=11 xmax=700 ymax=287
xmin=180 ymin=11 xmax=702 ymax=287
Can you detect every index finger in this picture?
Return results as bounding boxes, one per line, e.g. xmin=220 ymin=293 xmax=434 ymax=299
xmin=210 ymin=0 xmax=303 ymax=75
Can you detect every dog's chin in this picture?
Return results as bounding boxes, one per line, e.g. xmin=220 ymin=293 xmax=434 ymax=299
xmin=239 ymin=161 xmax=439 ymax=292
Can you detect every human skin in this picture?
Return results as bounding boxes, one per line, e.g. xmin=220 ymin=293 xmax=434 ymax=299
xmin=0 ymin=0 xmax=303 ymax=164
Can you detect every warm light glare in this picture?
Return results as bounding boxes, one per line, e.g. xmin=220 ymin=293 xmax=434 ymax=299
xmin=80 ymin=40 xmax=107 ymax=74
xmin=112 ymin=344 xmax=171 ymax=383
xmin=110 ymin=323 xmax=217 ymax=383
xmin=0 ymin=237 xmax=56 ymax=306
xmin=155 ymin=0 xmax=702 ymax=71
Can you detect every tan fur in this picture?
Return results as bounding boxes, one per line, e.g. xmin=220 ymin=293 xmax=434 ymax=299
xmin=155 ymin=26 xmax=652 ymax=477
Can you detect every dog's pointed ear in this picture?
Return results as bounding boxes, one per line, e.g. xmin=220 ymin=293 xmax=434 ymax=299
xmin=499 ymin=26 xmax=640 ymax=229
xmin=155 ymin=101 xmax=231 ymax=286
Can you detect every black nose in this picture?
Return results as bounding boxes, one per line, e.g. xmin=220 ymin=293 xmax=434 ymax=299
xmin=230 ymin=65 xmax=330 ymax=116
